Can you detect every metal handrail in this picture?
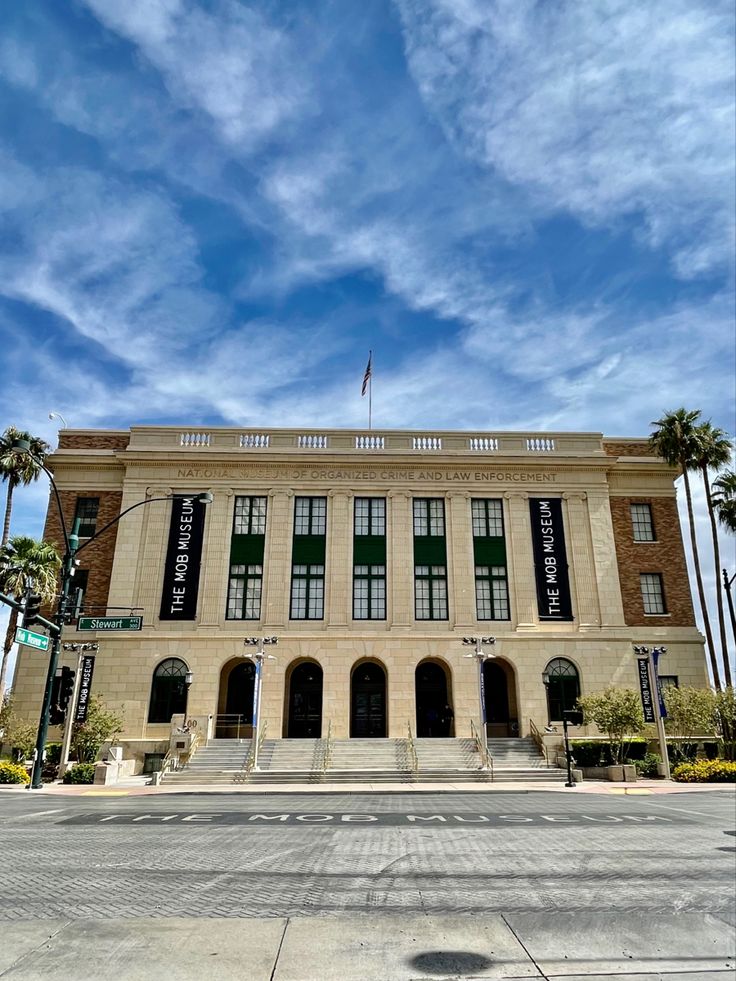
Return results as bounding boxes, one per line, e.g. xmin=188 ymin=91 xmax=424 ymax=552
xmin=529 ymin=719 xmax=552 ymax=767
xmin=470 ymin=719 xmax=494 ymax=780
xmin=215 ymin=713 xmax=248 ymax=740
xmin=321 ymin=720 xmax=333 ymax=774
xmin=177 ymin=731 xmax=201 ymax=769
xmin=406 ymin=721 xmax=419 ymax=773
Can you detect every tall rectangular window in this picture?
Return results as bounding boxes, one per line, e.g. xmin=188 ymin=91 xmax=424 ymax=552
xmin=74 ymin=497 xmax=99 ymax=538
xmin=353 ymin=498 xmax=386 ymax=620
xmin=295 ymin=497 xmax=326 ymax=535
xmin=227 ymin=564 xmax=263 ymax=619
xmin=227 ymin=496 xmax=267 ymax=620
xmin=291 ymin=497 xmax=327 ymax=620
xmin=415 ymin=565 xmax=448 ymax=620
xmin=631 ymin=503 xmax=655 ymax=542
xmin=640 ymin=573 xmax=667 ymax=614
xmin=353 ymin=565 xmax=386 ymax=619
xmin=234 ymin=496 xmax=267 ymax=535
xmin=475 ymin=565 xmax=509 ymax=620
xmin=290 ymin=564 xmax=325 ymax=619
xmin=413 ymin=498 xmax=445 ymax=536
xmin=355 ymin=497 xmax=385 ymax=536
xmin=472 ymin=499 xmax=509 ymax=621
xmin=413 ymin=498 xmax=448 ymax=620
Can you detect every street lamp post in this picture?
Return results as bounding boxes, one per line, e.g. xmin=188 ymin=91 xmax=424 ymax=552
xmin=634 ymin=645 xmax=671 ymax=780
xmin=6 ymin=437 xmax=214 ymax=789
xmin=243 ymin=637 xmax=278 ymax=770
xmin=461 ymin=636 xmax=495 ymax=762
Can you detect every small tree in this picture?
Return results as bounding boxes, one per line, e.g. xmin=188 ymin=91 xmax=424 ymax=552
xmin=714 ymin=687 xmax=736 ymax=760
xmin=578 ymin=687 xmax=646 ymax=764
xmin=663 ymin=686 xmax=717 ymax=741
xmin=0 ymin=692 xmax=36 ymax=759
xmin=71 ymin=696 xmax=123 ymax=764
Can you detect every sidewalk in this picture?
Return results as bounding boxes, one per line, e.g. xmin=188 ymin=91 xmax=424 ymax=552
xmin=2 ymin=778 xmax=734 ymax=796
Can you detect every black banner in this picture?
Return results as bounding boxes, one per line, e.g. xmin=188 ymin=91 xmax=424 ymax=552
xmin=637 ymin=656 xmax=656 ymax=723
xmin=74 ymin=655 xmax=95 ymax=724
xmin=159 ymin=495 xmax=206 ymax=620
xmin=529 ymin=498 xmax=573 ymax=621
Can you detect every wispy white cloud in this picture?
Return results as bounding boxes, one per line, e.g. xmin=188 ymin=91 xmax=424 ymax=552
xmin=395 ymin=0 xmax=736 ymax=277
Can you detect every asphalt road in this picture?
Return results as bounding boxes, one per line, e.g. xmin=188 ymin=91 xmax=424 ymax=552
xmin=0 ymin=789 xmax=734 ymax=980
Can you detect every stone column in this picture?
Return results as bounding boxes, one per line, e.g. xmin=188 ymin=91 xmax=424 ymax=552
xmin=388 ymin=491 xmax=413 ymax=627
xmin=327 ymin=490 xmax=351 ymax=628
xmin=563 ymin=492 xmax=601 ymax=629
xmin=262 ymin=489 xmax=293 ymax=629
xmin=447 ymin=492 xmax=475 ymax=628
xmin=587 ymin=489 xmax=626 ymax=626
xmin=198 ymin=487 xmax=232 ymax=627
xmin=504 ymin=491 xmax=537 ymax=630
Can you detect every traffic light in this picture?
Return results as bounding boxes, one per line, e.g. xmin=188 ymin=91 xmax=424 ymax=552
xmin=49 ymin=670 xmax=64 ymax=726
xmin=59 ymin=666 xmax=75 ymax=712
xmin=563 ymin=709 xmax=584 ymax=727
xmin=22 ymin=592 xmax=42 ymax=627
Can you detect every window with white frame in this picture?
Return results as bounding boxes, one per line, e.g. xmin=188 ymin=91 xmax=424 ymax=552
xmin=640 ymin=573 xmax=666 ymax=614
xmin=354 ymin=497 xmax=385 ymax=536
xmin=631 ymin=503 xmax=655 ymax=542
xmin=471 ymin=499 xmax=503 ymax=537
xmin=233 ymin=496 xmax=267 ymax=535
xmin=295 ymin=497 xmax=326 ymax=535
xmin=413 ymin=499 xmax=445 ymax=536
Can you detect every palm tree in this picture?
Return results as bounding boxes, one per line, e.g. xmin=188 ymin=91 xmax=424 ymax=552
xmin=694 ymin=425 xmax=734 ymax=688
xmin=713 ymin=470 xmax=736 ymax=534
xmin=0 ymin=536 xmax=61 ymax=701
xmin=0 ymin=427 xmax=50 ymax=546
xmin=650 ymin=409 xmax=721 ymax=689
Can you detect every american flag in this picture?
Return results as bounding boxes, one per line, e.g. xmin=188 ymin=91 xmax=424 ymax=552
xmin=361 ymin=352 xmax=372 ymax=396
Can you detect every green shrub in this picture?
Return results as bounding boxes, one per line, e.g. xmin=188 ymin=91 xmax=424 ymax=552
xmin=62 ymin=763 xmax=96 ymax=784
xmin=667 ymin=742 xmax=698 ymax=764
xmin=672 ymin=760 xmax=736 ymax=783
xmin=570 ymin=741 xmax=613 ymax=767
xmin=0 ymin=760 xmax=30 ymax=784
xmin=623 ymin=738 xmax=648 ymax=761
xmin=633 ymin=753 xmax=661 ymax=778
xmin=45 ymin=743 xmax=62 ymax=766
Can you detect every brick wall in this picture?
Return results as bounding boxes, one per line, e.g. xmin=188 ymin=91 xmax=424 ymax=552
xmin=609 ymin=496 xmax=695 ymax=626
xmin=42 ymin=489 xmax=124 ymax=616
xmin=57 ymin=432 xmax=130 ymax=450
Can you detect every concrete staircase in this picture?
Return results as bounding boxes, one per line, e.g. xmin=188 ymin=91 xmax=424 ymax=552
xmin=163 ymin=735 xmax=565 ymax=786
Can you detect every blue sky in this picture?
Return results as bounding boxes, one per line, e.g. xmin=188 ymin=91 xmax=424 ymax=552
xmin=0 ymin=1 xmax=734 ymax=670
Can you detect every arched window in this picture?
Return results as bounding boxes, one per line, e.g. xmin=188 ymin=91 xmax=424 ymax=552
xmin=543 ymin=658 xmax=580 ymax=721
xmin=148 ymin=658 xmax=189 ymax=723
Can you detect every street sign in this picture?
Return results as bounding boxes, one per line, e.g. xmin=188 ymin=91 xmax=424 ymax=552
xmin=15 ymin=626 xmax=50 ymax=651
xmin=77 ymin=616 xmax=143 ymax=632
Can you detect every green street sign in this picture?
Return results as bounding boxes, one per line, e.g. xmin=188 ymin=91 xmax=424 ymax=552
xmin=77 ymin=616 xmax=143 ymax=632
xmin=15 ymin=626 xmax=50 ymax=651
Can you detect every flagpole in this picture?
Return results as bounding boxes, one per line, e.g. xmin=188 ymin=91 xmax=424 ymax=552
xmin=369 ymin=370 xmax=372 ymax=431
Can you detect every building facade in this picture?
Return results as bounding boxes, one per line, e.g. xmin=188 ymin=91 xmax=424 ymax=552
xmin=12 ymin=426 xmax=708 ymax=759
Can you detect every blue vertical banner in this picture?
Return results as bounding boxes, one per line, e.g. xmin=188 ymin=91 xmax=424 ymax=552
xmin=652 ymin=649 xmax=668 ymax=719
xmin=479 ymin=660 xmax=487 ymax=723
xmin=252 ymin=657 xmax=262 ymax=732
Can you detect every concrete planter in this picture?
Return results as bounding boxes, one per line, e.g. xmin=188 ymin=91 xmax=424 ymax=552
xmin=622 ymin=764 xmax=637 ymax=782
xmin=607 ymin=765 xmax=625 ymax=782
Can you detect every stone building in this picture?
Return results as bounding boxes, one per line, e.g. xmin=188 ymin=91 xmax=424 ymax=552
xmin=11 ymin=426 xmax=707 ymax=767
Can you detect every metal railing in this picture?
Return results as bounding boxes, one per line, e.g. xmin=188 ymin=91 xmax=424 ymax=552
xmin=470 ymin=719 xmax=494 ymax=780
xmin=215 ymin=713 xmax=250 ymax=740
xmin=177 ymin=731 xmax=201 ymax=769
xmin=529 ymin=719 xmax=552 ymax=767
xmin=406 ymin=721 xmax=419 ymax=774
xmin=321 ymin=720 xmax=333 ymax=776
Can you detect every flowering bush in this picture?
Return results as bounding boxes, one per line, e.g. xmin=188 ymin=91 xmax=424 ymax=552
xmin=672 ymin=759 xmax=736 ymax=783
xmin=0 ymin=760 xmax=30 ymax=784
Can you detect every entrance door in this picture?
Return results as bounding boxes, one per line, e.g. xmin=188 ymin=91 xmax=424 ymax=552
xmin=351 ymin=662 xmax=387 ymax=737
xmin=483 ymin=660 xmax=510 ymax=737
xmin=216 ymin=660 xmax=255 ymax=738
xmin=287 ymin=662 xmax=323 ymax=738
xmin=415 ymin=661 xmax=452 ymax=737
